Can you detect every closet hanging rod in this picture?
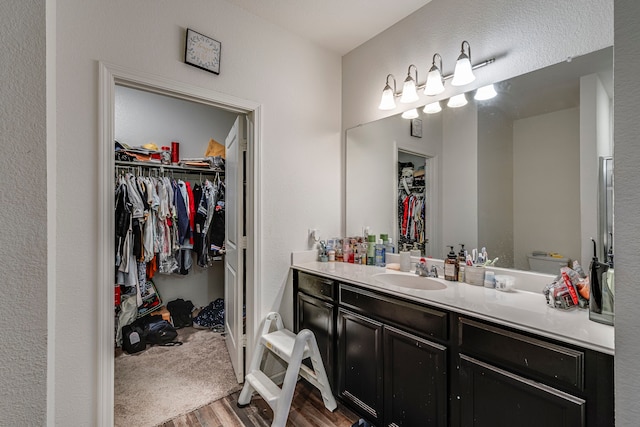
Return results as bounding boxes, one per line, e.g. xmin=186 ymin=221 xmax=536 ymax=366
xmin=115 ymin=160 xmax=224 ymax=175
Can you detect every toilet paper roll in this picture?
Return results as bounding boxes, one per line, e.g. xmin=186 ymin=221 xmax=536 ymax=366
xmin=400 ymin=251 xmax=411 ymax=272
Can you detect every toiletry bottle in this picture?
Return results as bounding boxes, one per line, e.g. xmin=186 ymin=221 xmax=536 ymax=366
xmin=444 ymin=246 xmax=459 ymax=281
xmin=375 ymin=239 xmax=386 ymax=267
xmin=385 ymin=237 xmax=396 ymax=256
xmin=458 ymin=244 xmax=466 ymax=282
xmin=367 ymin=234 xmax=376 ymax=266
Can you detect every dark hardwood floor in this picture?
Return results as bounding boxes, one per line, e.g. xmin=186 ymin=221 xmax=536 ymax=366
xmin=160 ymin=380 xmax=360 ymax=427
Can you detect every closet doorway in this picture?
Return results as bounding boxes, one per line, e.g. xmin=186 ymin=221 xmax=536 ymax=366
xmin=397 ymin=150 xmax=432 ymax=257
xmin=98 ymin=62 xmax=262 ymax=426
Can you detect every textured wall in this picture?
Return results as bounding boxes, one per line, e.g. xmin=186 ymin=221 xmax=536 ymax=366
xmin=55 ymin=0 xmax=341 ymax=423
xmin=0 ymin=0 xmax=48 ymax=424
xmin=614 ymin=0 xmax=640 ymax=425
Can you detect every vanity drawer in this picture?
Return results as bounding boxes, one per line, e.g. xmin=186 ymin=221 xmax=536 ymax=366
xmin=339 ymin=284 xmax=448 ymax=341
xmin=297 ymin=271 xmax=336 ymax=302
xmin=458 ymin=317 xmax=584 ymax=391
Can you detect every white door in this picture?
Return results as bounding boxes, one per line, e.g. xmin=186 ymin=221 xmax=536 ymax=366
xmin=225 ymin=116 xmax=245 ymax=383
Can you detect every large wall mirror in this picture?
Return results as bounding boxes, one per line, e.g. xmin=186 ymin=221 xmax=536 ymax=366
xmin=346 ymin=46 xmax=613 ymax=272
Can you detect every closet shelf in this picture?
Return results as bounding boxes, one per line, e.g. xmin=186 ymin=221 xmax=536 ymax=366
xmin=115 ymin=160 xmax=224 ymax=175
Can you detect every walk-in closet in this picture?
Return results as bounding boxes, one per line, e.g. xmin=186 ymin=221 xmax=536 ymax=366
xmin=112 ymin=84 xmax=244 ymax=426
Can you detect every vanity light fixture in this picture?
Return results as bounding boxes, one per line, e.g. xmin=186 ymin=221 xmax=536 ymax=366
xmin=447 ymin=93 xmax=468 ymax=108
xmin=424 ymin=53 xmax=445 ymax=96
xmin=378 ymin=74 xmax=398 ymax=110
xmin=401 ymin=108 xmax=419 ymax=119
xmin=451 ymin=41 xmax=476 ymax=86
xmin=400 ymin=65 xmax=420 ymax=103
xmin=474 ymin=84 xmax=497 ymax=100
xmin=423 ymin=101 xmax=442 ymax=114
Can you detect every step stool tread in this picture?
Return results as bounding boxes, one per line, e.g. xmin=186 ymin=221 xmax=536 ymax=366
xmin=262 ymin=329 xmax=311 ymax=361
xmin=245 ymin=370 xmax=281 ymax=407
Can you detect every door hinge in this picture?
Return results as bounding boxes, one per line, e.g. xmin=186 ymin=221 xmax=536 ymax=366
xmin=240 ymin=138 xmax=248 ymax=151
xmin=241 ymin=236 xmax=248 ymax=249
xmin=241 ymin=334 xmax=247 ymax=347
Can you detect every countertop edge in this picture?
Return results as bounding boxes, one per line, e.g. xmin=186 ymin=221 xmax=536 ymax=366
xmin=292 ymin=262 xmax=615 ymax=356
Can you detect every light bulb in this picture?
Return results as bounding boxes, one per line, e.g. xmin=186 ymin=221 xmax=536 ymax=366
xmin=401 ymin=108 xmax=419 ymax=119
xmin=447 ymin=93 xmax=468 ymax=108
xmin=423 ymin=102 xmax=442 ymax=114
xmin=474 ymin=84 xmax=497 ymax=100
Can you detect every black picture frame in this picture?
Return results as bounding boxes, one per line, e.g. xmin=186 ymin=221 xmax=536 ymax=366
xmin=410 ymin=118 xmax=423 ymax=138
xmin=185 ymin=28 xmax=221 ymax=75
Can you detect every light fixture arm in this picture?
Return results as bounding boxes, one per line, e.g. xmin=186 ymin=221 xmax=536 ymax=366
xmin=407 ymin=64 xmax=418 ymax=83
xmin=385 ymin=73 xmax=397 ymax=95
xmin=442 ymin=57 xmax=495 ymax=80
xmin=461 ymin=40 xmax=471 ymax=62
xmin=432 ymin=53 xmax=443 ymax=74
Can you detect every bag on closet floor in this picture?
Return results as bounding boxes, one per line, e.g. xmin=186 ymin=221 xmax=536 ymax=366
xmin=144 ymin=317 xmax=180 ymax=346
xmin=167 ymin=298 xmax=195 ymax=329
xmin=121 ymin=323 xmax=146 ymax=354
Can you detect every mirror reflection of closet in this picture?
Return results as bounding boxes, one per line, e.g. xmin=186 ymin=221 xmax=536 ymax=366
xmin=397 ymin=151 xmax=429 ymax=256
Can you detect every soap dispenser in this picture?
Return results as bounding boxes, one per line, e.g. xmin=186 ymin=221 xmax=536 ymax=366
xmin=589 ymin=238 xmax=614 ymax=325
xmin=457 ymin=244 xmax=466 ymax=282
xmin=444 ymin=246 xmax=458 ymax=281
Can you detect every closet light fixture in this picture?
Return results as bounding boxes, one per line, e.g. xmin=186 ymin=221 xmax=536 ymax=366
xmin=423 ymin=101 xmax=442 ymax=114
xmin=447 ymin=93 xmax=468 ymax=108
xmin=400 ymin=65 xmax=420 ymax=103
xmin=451 ymin=41 xmax=476 ymax=86
xmin=424 ymin=54 xmax=445 ymax=96
xmin=474 ymin=84 xmax=497 ymax=100
xmin=401 ymin=108 xmax=419 ymax=119
xmin=378 ymin=74 xmax=398 ymax=110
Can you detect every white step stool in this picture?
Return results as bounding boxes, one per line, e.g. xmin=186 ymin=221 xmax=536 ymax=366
xmin=237 ymin=312 xmax=337 ymax=426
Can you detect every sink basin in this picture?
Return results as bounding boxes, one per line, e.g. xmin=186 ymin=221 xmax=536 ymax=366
xmin=372 ymin=273 xmax=447 ymax=290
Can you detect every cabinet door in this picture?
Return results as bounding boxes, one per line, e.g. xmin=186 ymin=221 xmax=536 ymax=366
xmin=459 ymin=354 xmax=585 ymax=427
xmin=297 ymin=292 xmax=335 ymax=390
xmin=338 ymin=309 xmax=383 ymax=424
xmin=383 ymin=326 xmax=447 ymax=427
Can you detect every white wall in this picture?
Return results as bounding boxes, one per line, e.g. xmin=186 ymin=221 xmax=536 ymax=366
xmin=442 ymin=102 xmax=478 ymax=257
xmin=54 ymin=0 xmax=341 ymax=424
xmin=513 ymin=108 xmax=581 ymax=270
xmin=614 ymin=0 xmax=640 ymax=424
xmin=0 ymin=1 xmax=48 ymax=425
xmin=115 ymin=85 xmax=238 ymax=158
xmin=478 ymin=106 xmax=514 ymax=267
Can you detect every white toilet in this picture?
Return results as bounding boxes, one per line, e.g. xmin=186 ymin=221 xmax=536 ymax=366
xmin=527 ymin=252 xmax=569 ymax=275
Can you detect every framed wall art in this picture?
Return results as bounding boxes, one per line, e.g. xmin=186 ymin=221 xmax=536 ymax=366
xmin=185 ymin=28 xmax=221 ymax=75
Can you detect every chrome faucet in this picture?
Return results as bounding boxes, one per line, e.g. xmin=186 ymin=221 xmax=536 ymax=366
xmin=415 ymin=260 xmax=430 ymax=277
xmin=415 ymin=260 xmax=439 ymax=278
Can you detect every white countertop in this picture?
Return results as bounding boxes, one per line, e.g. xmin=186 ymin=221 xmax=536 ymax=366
xmin=292 ymin=261 xmax=614 ymax=355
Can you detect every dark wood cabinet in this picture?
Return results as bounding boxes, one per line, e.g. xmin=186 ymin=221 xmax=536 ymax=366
xmin=296 ymin=292 xmax=335 ymax=389
xmin=293 ymin=271 xmax=337 ymax=392
xmin=292 ymin=268 xmax=614 ymax=427
xmin=383 ymin=325 xmax=447 ymax=427
xmin=459 ymin=354 xmax=585 ymax=427
xmin=337 ymin=308 xmax=384 ymax=424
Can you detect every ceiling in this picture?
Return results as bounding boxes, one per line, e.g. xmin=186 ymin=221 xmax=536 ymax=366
xmin=223 ymin=0 xmax=433 ymax=55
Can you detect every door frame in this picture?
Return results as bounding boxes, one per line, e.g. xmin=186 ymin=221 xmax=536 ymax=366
xmin=97 ymin=61 xmax=262 ymax=426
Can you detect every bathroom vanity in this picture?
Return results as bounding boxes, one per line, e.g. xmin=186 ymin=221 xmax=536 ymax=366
xmin=292 ymin=261 xmax=614 ymax=427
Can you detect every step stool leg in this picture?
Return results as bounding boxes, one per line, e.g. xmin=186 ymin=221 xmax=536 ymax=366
xmin=306 ymin=332 xmax=337 ymax=411
xmin=237 ymin=341 xmax=268 ymax=407
xmin=270 ymin=331 xmax=308 ymax=427
xmin=238 ymin=312 xmax=283 ymax=408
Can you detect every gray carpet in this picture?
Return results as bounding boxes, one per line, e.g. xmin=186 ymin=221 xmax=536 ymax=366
xmin=114 ymin=327 xmax=242 ymax=427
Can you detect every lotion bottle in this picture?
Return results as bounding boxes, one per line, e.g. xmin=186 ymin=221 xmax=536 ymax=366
xmin=444 ymin=246 xmax=459 ymax=281
xmin=458 ymin=244 xmax=466 ymax=282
